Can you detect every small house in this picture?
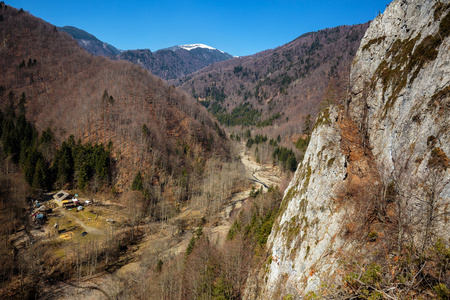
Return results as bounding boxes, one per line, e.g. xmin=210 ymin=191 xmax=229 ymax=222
xmin=53 ymin=190 xmax=70 ymax=202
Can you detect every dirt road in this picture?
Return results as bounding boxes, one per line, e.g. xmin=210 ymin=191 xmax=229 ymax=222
xmin=211 ymin=142 xmax=283 ymax=245
xmin=57 ymin=207 xmax=104 ymax=235
xmin=222 ymin=142 xmax=282 ymax=215
xmin=239 ymin=142 xmax=282 ymax=191
xmin=52 ymin=142 xmax=284 ymax=299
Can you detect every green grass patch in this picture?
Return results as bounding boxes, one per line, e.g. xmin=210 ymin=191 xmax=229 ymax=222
xmin=362 ymin=36 xmax=386 ymax=51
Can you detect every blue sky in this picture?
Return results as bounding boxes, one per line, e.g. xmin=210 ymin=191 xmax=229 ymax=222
xmin=10 ymin=0 xmax=392 ymax=56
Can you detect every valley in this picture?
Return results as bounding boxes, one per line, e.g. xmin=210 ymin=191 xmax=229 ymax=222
xmin=1 ymin=0 xmax=449 ymax=299
xmin=7 ymin=140 xmax=284 ymax=299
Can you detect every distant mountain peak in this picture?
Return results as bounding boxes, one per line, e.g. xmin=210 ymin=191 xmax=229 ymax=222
xmin=60 ymin=26 xmax=235 ymax=80
xmin=178 ymin=44 xmax=222 ymax=52
xmin=162 ymin=43 xmax=224 ymax=53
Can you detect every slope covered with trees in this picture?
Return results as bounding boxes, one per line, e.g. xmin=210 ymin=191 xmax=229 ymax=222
xmin=58 ymin=26 xmax=122 ymax=57
xmin=178 ymin=23 xmax=369 ymax=141
xmin=115 ymin=46 xmax=234 ymax=80
xmin=0 ymin=3 xmax=241 ymax=297
xmin=0 ymin=4 xmax=229 ymax=191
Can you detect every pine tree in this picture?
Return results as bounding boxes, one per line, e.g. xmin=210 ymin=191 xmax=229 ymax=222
xmin=24 ymin=148 xmax=40 ymax=185
xmin=77 ymin=164 xmax=89 ymax=190
xmin=56 ymin=144 xmax=74 ymax=186
xmin=302 ymin=114 xmax=312 ymax=137
xmin=32 ymin=158 xmax=46 ymax=189
xmin=18 ymin=92 xmax=26 ymax=115
xmin=287 ymin=155 xmax=298 ymax=172
xmin=131 ymin=171 xmax=143 ymax=191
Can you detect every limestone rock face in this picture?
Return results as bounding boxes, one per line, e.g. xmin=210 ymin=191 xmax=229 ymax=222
xmin=256 ymin=106 xmax=348 ymax=298
xmin=349 ymin=0 xmax=450 ymax=243
xmin=349 ymin=0 xmax=450 ymax=171
xmin=252 ymin=0 xmax=450 ymax=298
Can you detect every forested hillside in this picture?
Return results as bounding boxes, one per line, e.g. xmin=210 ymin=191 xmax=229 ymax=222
xmin=58 ymin=26 xmax=122 ymax=57
xmin=0 ymin=4 xmax=229 ymax=191
xmin=0 ymin=5 xmax=241 ymax=297
xmin=178 ymin=23 xmax=369 ymax=140
xmin=115 ymin=46 xmax=234 ymax=80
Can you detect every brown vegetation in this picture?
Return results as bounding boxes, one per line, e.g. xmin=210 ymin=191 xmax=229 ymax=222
xmin=113 ymin=186 xmax=283 ymax=300
xmin=311 ymin=107 xmax=450 ymax=299
xmin=0 ymin=5 xmax=229 ymax=191
xmin=177 ymin=23 xmax=369 ymax=141
xmin=0 ymin=4 xmax=243 ymax=298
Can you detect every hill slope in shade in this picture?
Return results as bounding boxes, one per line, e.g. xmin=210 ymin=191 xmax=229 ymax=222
xmin=115 ymin=44 xmax=234 ymax=80
xmin=58 ymin=26 xmax=122 ymax=57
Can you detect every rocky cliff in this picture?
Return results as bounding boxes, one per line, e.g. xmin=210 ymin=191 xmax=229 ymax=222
xmin=348 ymin=0 xmax=450 ymax=250
xmin=251 ymin=0 xmax=450 ymax=298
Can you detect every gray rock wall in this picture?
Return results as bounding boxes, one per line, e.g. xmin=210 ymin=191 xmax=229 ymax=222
xmin=255 ymin=106 xmax=348 ymax=298
xmin=253 ymin=0 xmax=450 ymax=298
xmin=349 ymin=0 xmax=450 ymax=244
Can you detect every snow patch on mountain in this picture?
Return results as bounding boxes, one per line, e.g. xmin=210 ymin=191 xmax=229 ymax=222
xmin=178 ymin=43 xmax=223 ymax=52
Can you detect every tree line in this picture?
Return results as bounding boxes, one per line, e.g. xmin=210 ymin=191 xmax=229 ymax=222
xmin=0 ymin=97 xmax=112 ymax=191
xmin=117 ymin=186 xmax=283 ymax=300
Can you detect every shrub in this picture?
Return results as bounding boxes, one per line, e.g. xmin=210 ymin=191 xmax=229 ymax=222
xmin=368 ymin=231 xmax=378 ymax=242
xmin=434 ymin=283 xmax=450 ymax=300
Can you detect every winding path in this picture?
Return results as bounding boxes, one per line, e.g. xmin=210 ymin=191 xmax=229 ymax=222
xmin=238 ymin=142 xmax=282 ymax=192
xmin=220 ymin=142 xmax=283 ymax=223
xmin=58 ymin=208 xmax=104 ymax=235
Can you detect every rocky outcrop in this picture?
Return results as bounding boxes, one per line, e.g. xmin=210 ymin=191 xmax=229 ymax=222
xmin=348 ymin=0 xmax=450 ymax=245
xmin=249 ymin=107 xmax=349 ymax=298
xmin=252 ymin=0 xmax=450 ymax=298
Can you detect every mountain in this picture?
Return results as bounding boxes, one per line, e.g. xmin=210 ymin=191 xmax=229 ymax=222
xmin=162 ymin=43 xmax=233 ymax=56
xmin=58 ymin=26 xmax=122 ymax=57
xmin=115 ymin=43 xmax=234 ymax=80
xmin=0 ymin=6 xmax=228 ymax=191
xmin=250 ymin=0 xmax=450 ymax=298
xmin=58 ymin=26 xmax=234 ymax=80
xmin=177 ymin=23 xmax=369 ymax=141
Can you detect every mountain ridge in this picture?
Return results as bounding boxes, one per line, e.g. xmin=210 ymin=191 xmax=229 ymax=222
xmin=162 ymin=43 xmax=226 ymax=53
xmin=58 ymin=25 xmax=234 ymax=80
xmin=177 ymin=23 xmax=369 ymax=141
xmin=58 ymin=25 xmax=122 ymax=56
